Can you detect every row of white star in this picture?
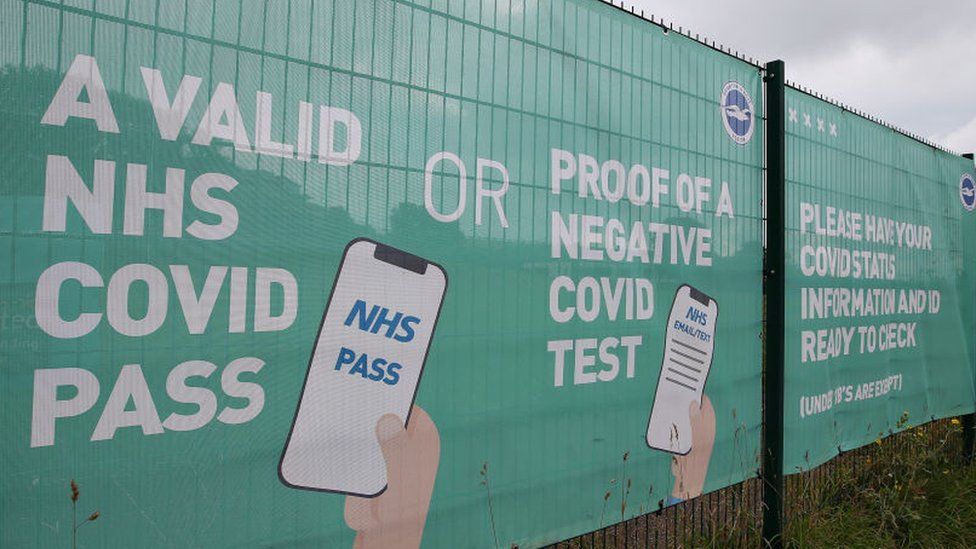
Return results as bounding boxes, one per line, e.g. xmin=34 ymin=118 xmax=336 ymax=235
xmin=789 ymin=108 xmax=838 ymax=137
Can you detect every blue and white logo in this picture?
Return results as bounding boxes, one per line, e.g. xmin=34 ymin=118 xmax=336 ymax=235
xmin=961 ymin=173 xmax=975 ymax=211
xmin=721 ymin=81 xmax=754 ymax=145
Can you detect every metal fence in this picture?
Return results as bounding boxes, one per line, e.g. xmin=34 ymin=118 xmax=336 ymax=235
xmin=547 ymin=416 xmax=965 ymax=548
xmin=546 ymin=478 xmax=762 ymax=547
xmin=1 ymin=0 xmax=972 ymax=546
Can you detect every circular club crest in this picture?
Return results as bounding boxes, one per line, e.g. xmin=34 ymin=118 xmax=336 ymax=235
xmin=961 ymin=173 xmax=975 ymax=211
xmin=720 ymin=81 xmax=755 ymax=145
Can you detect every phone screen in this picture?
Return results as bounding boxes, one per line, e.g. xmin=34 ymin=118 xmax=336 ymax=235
xmin=279 ymin=239 xmax=447 ymax=496
xmin=646 ymin=285 xmax=718 ymax=455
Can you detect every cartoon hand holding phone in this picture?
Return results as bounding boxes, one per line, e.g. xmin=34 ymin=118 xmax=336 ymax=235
xmin=646 ymin=285 xmax=717 ymax=455
xmin=646 ymin=285 xmax=719 ymax=501
xmin=280 ymin=239 xmax=446 ymax=548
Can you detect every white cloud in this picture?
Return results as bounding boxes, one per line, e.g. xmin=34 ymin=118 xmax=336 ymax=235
xmin=787 ymin=29 xmax=976 ymax=142
xmin=935 ymin=116 xmax=976 ymax=154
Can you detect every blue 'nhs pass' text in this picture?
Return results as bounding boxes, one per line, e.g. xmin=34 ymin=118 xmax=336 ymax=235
xmin=343 ymin=299 xmax=421 ymax=342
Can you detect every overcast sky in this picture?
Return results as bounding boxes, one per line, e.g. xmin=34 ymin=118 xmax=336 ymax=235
xmin=622 ymin=0 xmax=976 ymax=154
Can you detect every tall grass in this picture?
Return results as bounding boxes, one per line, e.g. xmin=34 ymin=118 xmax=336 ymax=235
xmin=554 ymin=416 xmax=975 ymax=548
xmin=680 ymin=415 xmax=976 ymax=548
xmin=784 ymin=415 xmax=976 ymax=548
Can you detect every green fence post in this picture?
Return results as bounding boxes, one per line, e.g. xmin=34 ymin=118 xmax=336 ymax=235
xmin=962 ymin=414 xmax=975 ymax=463
xmin=965 ymin=154 xmax=976 ymax=465
xmin=762 ymin=59 xmax=787 ymax=549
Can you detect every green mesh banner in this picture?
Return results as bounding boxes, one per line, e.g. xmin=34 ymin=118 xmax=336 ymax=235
xmin=0 ymin=0 xmax=763 ymax=546
xmin=784 ymin=87 xmax=976 ymax=472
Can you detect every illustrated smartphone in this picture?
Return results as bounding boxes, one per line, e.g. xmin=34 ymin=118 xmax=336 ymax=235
xmin=646 ymin=285 xmax=718 ymax=455
xmin=279 ymin=238 xmax=447 ymax=496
